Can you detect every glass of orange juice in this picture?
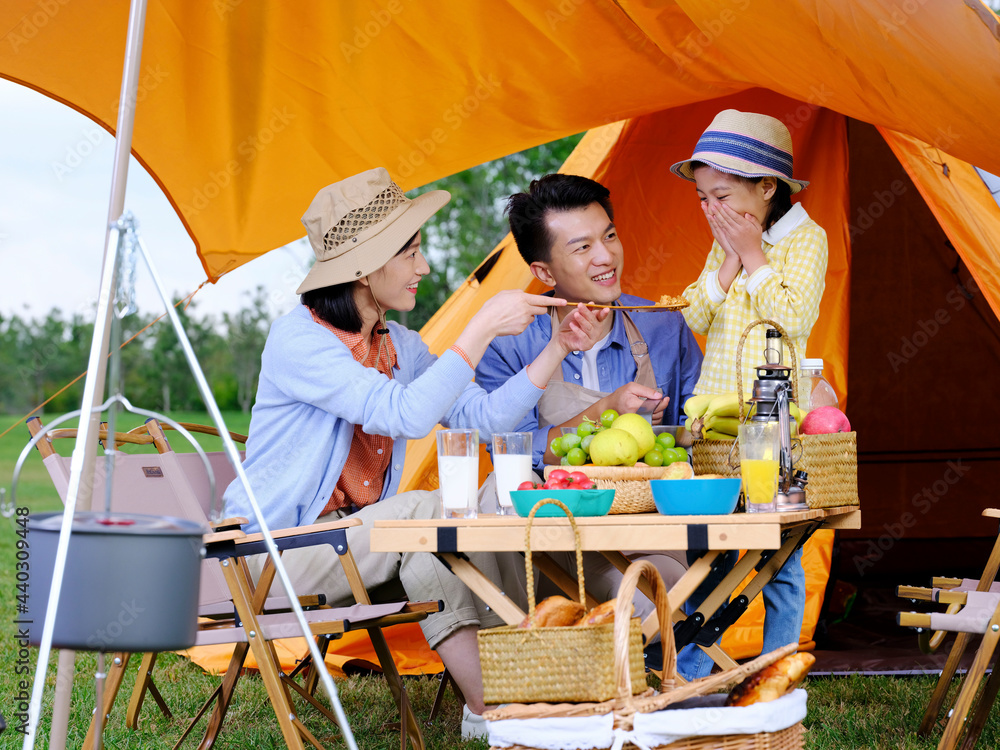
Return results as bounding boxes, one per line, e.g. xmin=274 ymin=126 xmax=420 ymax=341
xmin=738 ymin=422 xmax=781 ymax=513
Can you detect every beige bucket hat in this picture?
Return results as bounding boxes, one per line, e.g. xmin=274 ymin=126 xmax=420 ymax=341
xmin=670 ymin=109 xmax=809 ymax=194
xmin=297 ymin=168 xmax=450 ymax=294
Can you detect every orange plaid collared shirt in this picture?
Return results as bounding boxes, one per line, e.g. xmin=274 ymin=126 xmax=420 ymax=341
xmin=309 ymin=309 xmax=398 ymax=514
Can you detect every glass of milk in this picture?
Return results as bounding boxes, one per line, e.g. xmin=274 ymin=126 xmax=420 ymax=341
xmin=436 ymin=428 xmax=480 ymax=519
xmin=492 ymin=432 xmax=533 ymax=516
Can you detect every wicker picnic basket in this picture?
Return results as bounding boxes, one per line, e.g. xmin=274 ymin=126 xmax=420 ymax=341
xmin=543 ymin=464 xmax=661 ymax=514
xmin=477 ymin=498 xmax=647 ymax=704
xmin=691 ymin=319 xmax=858 ymax=509
xmin=486 ymin=560 xmax=806 ymax=750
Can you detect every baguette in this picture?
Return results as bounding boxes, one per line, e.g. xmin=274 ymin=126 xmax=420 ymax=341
xmin=724 ymin=652 xmax=816 ymax=707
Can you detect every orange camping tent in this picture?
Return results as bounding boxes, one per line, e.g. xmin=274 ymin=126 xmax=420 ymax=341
xmin=4 ymin=0 xmax=1000 ymax=665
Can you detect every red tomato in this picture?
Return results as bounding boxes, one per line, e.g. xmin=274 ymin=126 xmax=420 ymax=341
xmin=568 ymin=471 xmax=590 ymax=484
xmin=549 ymin=469 xmax=570 ymax=482
xmin=517 ymin=481 xmax=536 ymax=491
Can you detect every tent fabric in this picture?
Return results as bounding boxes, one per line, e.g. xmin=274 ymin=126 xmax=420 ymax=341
xmin=880 ymin=129 xmax=1000 ymax=325
xmin=844 ymin=120 xmax=1000 ymax=542
xmin=2 ymin=0 xmax=999 ymax=300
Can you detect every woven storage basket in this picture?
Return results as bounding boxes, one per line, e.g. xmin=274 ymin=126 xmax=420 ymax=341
xmin=478 ymin=498 xmax=647 ymax=704
xmin=487 ymin=562 xmax=805 ymax=750
xmin=543 ymin=464 xmax=661 ymax=514
xmin=495 ymin=724 xmax=804 ymax=750
xmin=691 ymin=319 xmax=858 ymax=509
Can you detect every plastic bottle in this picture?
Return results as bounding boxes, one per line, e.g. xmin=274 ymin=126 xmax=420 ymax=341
xmin=799 ymin=358 xmax=839 ymax=412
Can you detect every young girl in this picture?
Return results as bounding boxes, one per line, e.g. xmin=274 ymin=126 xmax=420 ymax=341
xmin=673 ymin=109 xmax=828 ymax=395
xmin=670 ymin=109 xmax=828 ymax=679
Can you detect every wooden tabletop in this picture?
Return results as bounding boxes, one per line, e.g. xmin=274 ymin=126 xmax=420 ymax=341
xmin=370 ymin=506 xmax=860 ymax=554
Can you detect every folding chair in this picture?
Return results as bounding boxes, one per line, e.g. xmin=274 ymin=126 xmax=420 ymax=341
xmin=27 ymin=415 xmax=439 ymax=749
xmin=897 ymin=508 xmax=1000 ymax=750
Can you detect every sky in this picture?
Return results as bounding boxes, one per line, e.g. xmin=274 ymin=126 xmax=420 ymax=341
xmin=0 ymin=78 xmax=313 ymax=324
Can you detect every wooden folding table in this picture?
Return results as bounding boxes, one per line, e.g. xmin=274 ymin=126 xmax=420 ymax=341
xmin=371 ymin=507 xmax=860 ymax=672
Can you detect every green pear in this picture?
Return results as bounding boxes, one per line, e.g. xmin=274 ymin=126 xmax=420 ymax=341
xmin=589 ymin=428 xmax=640 ymax=466
xmin=610 ymin=413 xmax=656 ymax=455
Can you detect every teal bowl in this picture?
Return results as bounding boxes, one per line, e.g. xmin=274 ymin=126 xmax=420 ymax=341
xmin=649 ymin=477 xmax=741 ymax=515
xmin=509 ymin=489 xmax=616 ymax=518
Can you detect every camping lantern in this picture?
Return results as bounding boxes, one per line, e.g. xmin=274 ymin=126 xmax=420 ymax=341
xmin=748 ymin=328 xmax=796 ymax=497
xmin=25 ymin=511 xmax=206 ymax=652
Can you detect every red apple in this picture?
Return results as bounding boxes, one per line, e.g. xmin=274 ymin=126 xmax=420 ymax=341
xmin=800 ymin=406 xmax=851 ymax=435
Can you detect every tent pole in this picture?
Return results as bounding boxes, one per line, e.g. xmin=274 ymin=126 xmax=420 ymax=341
xmin=26 ymin=0 xmax=149 ymax=749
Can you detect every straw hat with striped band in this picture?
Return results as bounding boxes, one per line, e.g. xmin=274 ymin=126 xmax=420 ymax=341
xmin=297 ymin=167 xmax=450 ymax=294
xmin=670 ymin=109 xmax=809 ymax=194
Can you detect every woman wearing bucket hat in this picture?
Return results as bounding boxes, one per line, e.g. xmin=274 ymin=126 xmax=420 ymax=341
xmin=670 ymin=110 xmax=829 ymax=680
xmin=223 ymin=167 xmax=607 ymax=730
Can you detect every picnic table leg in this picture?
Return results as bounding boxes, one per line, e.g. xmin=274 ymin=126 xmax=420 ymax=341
xmin=438 ymin=553 xmax=526 ymax=625
xmin=600 ymin=551 xmax=656 ymax=605
xmin=531 ymin=552 xmax=602 ymax=610
xmin=713 ymin=524 xmax=816 ymax=619
xmin=673 ymin=550 xmax=766 ymax=649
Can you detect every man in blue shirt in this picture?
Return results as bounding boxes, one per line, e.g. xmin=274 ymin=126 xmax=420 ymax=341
xmin=476 ymin=174 xmax=703 ymax=470
xmin=476 ymin=174 xmax=703 ymax=647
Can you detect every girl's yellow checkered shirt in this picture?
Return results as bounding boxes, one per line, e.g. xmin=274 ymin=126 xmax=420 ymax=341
xmin=682 ymin=203 xmax=828 ymax=395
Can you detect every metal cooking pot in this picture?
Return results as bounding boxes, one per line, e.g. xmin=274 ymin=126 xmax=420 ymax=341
xmin=25 ymin=511 xmax=207 ymax=652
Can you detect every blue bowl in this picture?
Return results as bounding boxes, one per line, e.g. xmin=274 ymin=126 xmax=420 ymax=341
xmin=649 ymin=477 xmax=742 ymax=515
xmin=509 ymin=489 xmax=616 ymax=518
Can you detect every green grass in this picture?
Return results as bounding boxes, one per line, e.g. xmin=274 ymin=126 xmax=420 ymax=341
xmin=2 ymin=411 xmax=999 ymax=748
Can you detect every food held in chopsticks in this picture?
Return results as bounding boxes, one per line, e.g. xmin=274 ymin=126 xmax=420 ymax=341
xmin=582 ymin=294 xmax=688 ymax=311
xmin=724 ymin=652 xmax=816 ymax=706
xmin=657 ymin=293 xmax=688 ymax=307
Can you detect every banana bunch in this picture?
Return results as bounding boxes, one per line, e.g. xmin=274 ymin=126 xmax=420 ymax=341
xmin=683 ymin=393 xmax=806 ymax=441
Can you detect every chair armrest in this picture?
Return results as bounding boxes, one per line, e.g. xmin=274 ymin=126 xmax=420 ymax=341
xmin=206 ymin=517 xmax=363 ymax=559
xmin=212 ymin=516 xmax=249 ymax=531
xmin=233 ymin=517 xmax=363 ymax=545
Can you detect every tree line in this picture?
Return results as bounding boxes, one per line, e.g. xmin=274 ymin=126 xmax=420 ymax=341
xmin=0 ymin=287 xmax=272 ymax=416
xmin=2 ymin=135 xmax=583 ymax=418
